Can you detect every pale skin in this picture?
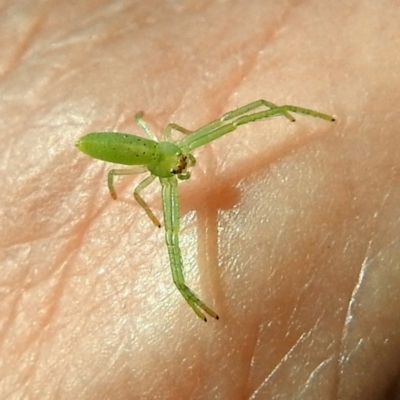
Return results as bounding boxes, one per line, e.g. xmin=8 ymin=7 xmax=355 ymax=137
xmin=2 ymin=1 xmax=400 ymax=399
xmin=76 ymin=102 xmax=335 ymax=321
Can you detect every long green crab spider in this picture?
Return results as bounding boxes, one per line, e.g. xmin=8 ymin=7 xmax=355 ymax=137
xmin=76 ymin=99 xmax=335 ymax=321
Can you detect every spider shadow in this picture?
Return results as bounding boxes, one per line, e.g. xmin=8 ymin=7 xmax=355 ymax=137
xmin=177 ymin=125 xmax=333 ymax=313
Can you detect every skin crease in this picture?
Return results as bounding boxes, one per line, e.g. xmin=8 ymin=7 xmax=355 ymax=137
xmin=1 ymin=1 xmax=400 ymax=399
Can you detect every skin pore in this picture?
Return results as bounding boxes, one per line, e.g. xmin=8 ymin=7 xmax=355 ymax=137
xmin=1 ymin=1 xmax=400 ymax=399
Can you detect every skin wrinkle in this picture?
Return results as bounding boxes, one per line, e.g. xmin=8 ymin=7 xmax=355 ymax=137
xmin=250 ymin=331 xmax=310 ymax=399
xmin=299 ymin=356 xmax=335 ymax=395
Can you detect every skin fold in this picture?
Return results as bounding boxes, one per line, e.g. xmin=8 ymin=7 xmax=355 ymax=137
xmin=1 ymin=1 xmax=400 ymax=399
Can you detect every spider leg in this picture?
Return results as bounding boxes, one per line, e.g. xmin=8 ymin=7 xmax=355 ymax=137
xmin=220 ymin=99 xmax=295 ymax=122
xmin=108 ymin=169 xmax=160 ymax=227
xmin=135 ymin=112 xmax=158 ymax=141
xmin=178 ymin=102 xmax=334 ymax=151
xmin=133 ymin=175 xmax=161 ymax=227
xmin=231 ymin=105 xmax=335 ymax=128
xmin=166 ymin=100 xmax=292 ymax=144
xmin=107 ymin=167 xmax=147 ymax=199
xmin=164 ymin=123 xmax=193 ymax=141
xmin=160 ymin=176 xmax=219 ymax=321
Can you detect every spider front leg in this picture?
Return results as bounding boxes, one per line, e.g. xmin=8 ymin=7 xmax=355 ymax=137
xmin=178 ymin=101 xmax=335 ymax=152
xmin=160 ymin=176 xmax=219 ymax=321
xmin=220 ymin=99 xmax=295 ymax=122
xmin=231 ymin=104 xmax=335 ymax=129
xmin=108 ymin=169 xmax=161 ymax=227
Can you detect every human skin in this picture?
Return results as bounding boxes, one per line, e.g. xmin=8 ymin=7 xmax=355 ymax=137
xmin=1 ymin=1 xmax=400 ymax=399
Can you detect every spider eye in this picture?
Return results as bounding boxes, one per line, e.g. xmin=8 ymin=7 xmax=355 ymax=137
xmin=171 ymin=154 xmax=188 ymax=175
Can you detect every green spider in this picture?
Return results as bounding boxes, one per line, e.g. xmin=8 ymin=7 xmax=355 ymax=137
xmin=76 ymin=99 xmax=335 ymax=321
